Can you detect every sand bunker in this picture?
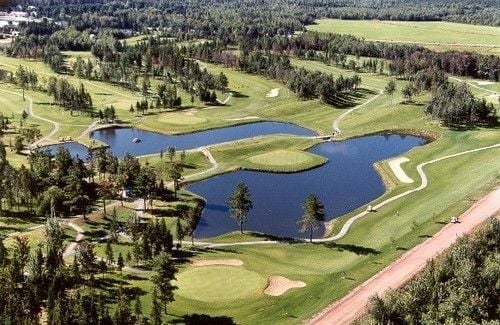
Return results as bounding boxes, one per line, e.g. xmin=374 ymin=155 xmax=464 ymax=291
xmin=487 ymin=94 xmax=499 ymax=102
xmin=264 ymin=276 xmax=306 ymax=296
xmin=225 ymin=116 xmax=260 ymax=121
xmin=388 ymin=157 xmax=414 ymax=183
xmin=182 ymin=109 xmax=197 ymax=116
xmin=476 ymin=81 xmax=495 ymax=86
xmin=266 ymin=88 xmax=279 ymax=98
xmin=191 ymin=259 xmax=244 ymax=267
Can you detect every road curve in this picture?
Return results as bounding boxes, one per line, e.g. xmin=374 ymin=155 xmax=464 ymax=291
xmin=0 ymin=88 xmax=60 ymax=148
xmin=449 ymin=76 xmax=497 ymax=94
xmin=193 ymin=142 xmax=500 ymax=247
xmin=307 ymin=187 xmax=500 ymax=325
xmin=332 ymin=87 xmax=383 ymax=135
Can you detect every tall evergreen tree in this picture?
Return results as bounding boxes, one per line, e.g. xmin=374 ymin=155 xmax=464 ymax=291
xmin=227 ymin=181 xmax=253 ymax=233
xmin=299 ymin=194 xmax=326 ymax=243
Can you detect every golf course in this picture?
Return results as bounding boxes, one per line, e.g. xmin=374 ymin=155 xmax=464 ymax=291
xmin=0 ymin=12 xmax=499 ymax=324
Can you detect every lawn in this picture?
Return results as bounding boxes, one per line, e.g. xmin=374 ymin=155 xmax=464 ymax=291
xmin=0 ymin=46 xmax=499 ymax=325
xmin=210 ymin=136 xmax=325 ymax=175
xmin=307 ymin=19 xmax=500 ymax=51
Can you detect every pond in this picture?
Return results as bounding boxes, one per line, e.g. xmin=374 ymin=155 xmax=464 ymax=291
xmin=89 ymin=122 xmax=315 ymax=157
xmin=40 ymin=141 xmax=90 ymax=159
xmin=187 ymin=134 xmax=426 ymax=239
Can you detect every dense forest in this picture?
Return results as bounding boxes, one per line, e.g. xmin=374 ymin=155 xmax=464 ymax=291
xmin=19 ymin=0 xmax=500 ymax=29
xmin=365 ymin=218 xmax=500 ymax=324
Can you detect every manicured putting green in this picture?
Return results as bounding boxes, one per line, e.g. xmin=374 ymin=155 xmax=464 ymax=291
xmin=157 ymin=114 xmax=206 ymax=125
xmin=175 ymin=266 xmax=266 ymax=302
xmin=247 ymin=150 xmax=314 ymax=167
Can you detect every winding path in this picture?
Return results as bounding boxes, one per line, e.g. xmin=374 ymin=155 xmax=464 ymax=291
xmin=63 ymin=222 xmax=84 ymax=259
xmin=332 ymin=87 xmax=383 ymax=135
xmin=192 ymin=142 xmax=500 ymax=248
xmin=449 ymin=76 xmax=497 ymax=94
xmin=0 ymin=89 xmax=60 ymax=148
xmin=307 ymin=187 xmax=500 ymax=325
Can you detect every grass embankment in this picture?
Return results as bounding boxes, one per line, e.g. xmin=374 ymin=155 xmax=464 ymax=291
xmin=139 ymin=150 xmax=211 ymax=180
xmin=307 ymin=19 xmax=500 ymax=56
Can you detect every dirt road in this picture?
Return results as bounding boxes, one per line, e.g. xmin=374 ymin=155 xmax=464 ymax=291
xmin=307 ymin=187 xmax=500 ymax=325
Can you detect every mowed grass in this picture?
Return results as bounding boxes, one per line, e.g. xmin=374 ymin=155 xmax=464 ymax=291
xmin=175 ymin=265 xmax=267 ymax=302
xmin=138 ymin=61 xmax=372 ymax=135
xmin=307 ymin=19 xmax=500 ymax=49
xmin=0 ymin=54 xmax=142 ymax=122
xmin=246 ymin=149 xmax=325 ymax=171
xmin=139 ymin=150 xmax=211 ymax=180
xmin=206 ymin=136 xmax=325 ymax=177
xmin=0 ymin=47 xmax=499 ymax=324
xmin=160 ymin=138 xmax=499 ymax=324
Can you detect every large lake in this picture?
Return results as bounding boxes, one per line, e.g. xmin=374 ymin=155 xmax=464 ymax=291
xmin=187 ymin=134 xmax=426 ymax=239
xmin=40 ymin=123 xmax=426 ymax=239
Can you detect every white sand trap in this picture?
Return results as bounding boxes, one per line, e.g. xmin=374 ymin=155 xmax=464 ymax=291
xmin=487 ymin=94 xmax=499 ymax=102
xmin=225 ymin=116 xmax=260 ymax=121
xmin=476 ymin=81 xmax=495 ymax=86
xmin=266 ymin=88 xmax=279 ymax=98
xmin=191 ymin=259 xmax=244 ymax=267
xmin=388 ymin=157 xmax=414 ymax=183
xmin=264 ymin=276 xmax=306 ymax=296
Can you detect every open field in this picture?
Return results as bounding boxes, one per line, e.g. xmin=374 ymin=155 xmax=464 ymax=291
xmin=307 ymin=19 xmax=500 ymax=55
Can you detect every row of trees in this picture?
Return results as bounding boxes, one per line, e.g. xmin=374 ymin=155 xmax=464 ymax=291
xmin=0 ymin=66 xmax=94 ymax=116
xmin=46 ymin=76 xmax=93 ymax=114
xmin=244 ymin=31 xmax=500 ymax=81
xmin=366 ymin=218 xmax=500 ymax=324
xmin=188 ymin=44 xmax=363 ymax=102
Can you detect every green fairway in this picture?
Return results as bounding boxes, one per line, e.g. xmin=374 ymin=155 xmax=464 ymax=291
xmin=1 ymin=42 xmax=499 ymax=325
xmin=307 ymin=19 xmax=500 ymax=54
xmin=175 ymin=265 xmax=267 ymax=302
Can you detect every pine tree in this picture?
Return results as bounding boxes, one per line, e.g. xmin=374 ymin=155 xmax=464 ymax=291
xmin=299 ymin=194 xmax=326 ymax=243
xmin=105 ymin=241 xmax=114 ymax=265
xmin=152 ymin=252 xmax=177 ymax=313
xmin=150 ymin=287 xmax=163 ymax=325
xmin=227 ymin=182 xmax=253 ymax=233
xmin=117 ymin=252 xmax=124 ymax=273
xmin=176 ymin=217 xmax=184 ymax=248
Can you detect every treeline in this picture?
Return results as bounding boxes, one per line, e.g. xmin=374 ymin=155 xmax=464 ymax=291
xmin=21 ymin=0 xmax=500 ymax=38
xmin=71 ymin=38 xmax=226 ymax=104
xmin=188 ymin=44 xmax=362 ymax=102
xmin=46 ymin=76 xmax=93 ymax=113
xmin=366 ymin=218 xmax=500 ymax=324
xmin=0 ymin=141 xmax=190 ymax=219
xmin=426 ymin=82 xmax=497 ymax=127
xmin=392 ymin=66 xmax=497 ymax=127
xmin=243 ymin=32 xmax=500 ymax=81
xmin=0 ymin=66 xmax=94 ymax=115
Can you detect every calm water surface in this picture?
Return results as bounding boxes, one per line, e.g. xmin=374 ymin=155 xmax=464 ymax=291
xmin=40 ymin=124 xmax=425 ymax=239
xmin=90 ymin=122 xmax=315 ymax=157
xmin=187 ymin=134 xmax=426 ymax=239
